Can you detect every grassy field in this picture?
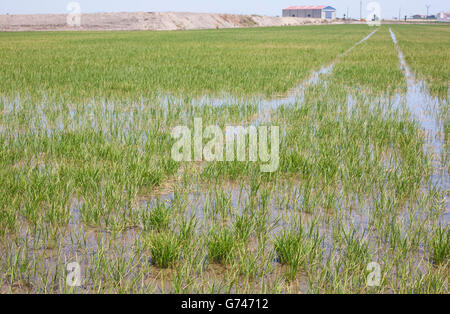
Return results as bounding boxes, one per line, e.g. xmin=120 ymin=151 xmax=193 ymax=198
xmin=0 ymin=24 xmax=448 ymax=293
xmin=0 ymin=26 xmax=369 ymax=100
xmin=392 ymin=24 xmax=450 ymax=98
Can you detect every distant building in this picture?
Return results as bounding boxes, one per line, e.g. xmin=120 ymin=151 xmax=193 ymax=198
xmin=412 ymin=14 xmax=426 ymax=19
xmin=437 ymin=12 xmax=450 ymax=21
xmin=282 ymin=5 xmax=336 ymax=19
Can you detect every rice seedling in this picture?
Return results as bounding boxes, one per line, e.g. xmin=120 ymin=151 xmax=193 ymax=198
xmin=429 ymin=226 xmax=449 ymax=265
xmin=205 ymin=227 xmax=236 ymax=265
xmin=274 ymin=230 xmax=305 ymax=280
xmin=144 ymin=231 xmax=181 ymax=269
xmin=233 ymin=213 xmax=255 ymax=243
xmin=177 ymin=214 xmax=198 ymax=245
xmin=141 ymin=200 xmax=172 ymax=232
xmin=273 ymin=223 xmax=323 ymax=281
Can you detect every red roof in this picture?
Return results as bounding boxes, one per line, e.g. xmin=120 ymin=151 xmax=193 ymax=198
xmin=284 ymin=5 xmax=327 ymax=10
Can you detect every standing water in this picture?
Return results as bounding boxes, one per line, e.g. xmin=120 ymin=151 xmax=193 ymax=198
xmin=390 ymin=28 xmax=449 ymax=223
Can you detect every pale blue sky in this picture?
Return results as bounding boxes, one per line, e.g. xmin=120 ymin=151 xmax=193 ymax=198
xmin=0 ymin=0 xmax=448 ymax=19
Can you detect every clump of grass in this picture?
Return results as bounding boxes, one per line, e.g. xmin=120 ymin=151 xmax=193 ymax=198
xmin=178 ymin=215 xmax=198 ymax=244
xmin=342 ymin=229 xmax=370 ymax=267
xmin=212 ymin=190 xmax=232 ymax=219
xmin=233 ymin=214 xmax=254 ymax=243
xmin=233 ymin=247 xmax=264 ymax=279
xmin=146 ymin=231 xmax=181 ymax=268
xmin=274 ymin=230 xmax=304 ymax=280
xmin=430 ymin=227 xmax=449 ymax=265
xmin=141 ymin=200 xmax=171 ymax=232
xmin=206 ymin=228 xmax=235 ymax=264
xmin=0 ymin=206 xmax=17 ymax=238
xmin=274 ymin=225 xmax=323 ymax=281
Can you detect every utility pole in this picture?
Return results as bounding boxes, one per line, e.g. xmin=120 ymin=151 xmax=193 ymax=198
xmin=360 ymin=1 xmax=362 ymax=20
xmin=347 ymin=7 xmax=349 ymax=20
xmin=426 ymin=5 xmax=431 ymax=19
xmin=399 ymin=8 xmax=401 ymax=21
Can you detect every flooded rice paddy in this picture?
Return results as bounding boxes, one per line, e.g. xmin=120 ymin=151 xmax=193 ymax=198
xmin=0 ymin=25 xmax=448 ymax=293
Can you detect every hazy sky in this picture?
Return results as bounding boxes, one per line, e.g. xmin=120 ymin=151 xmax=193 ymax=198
xmin=0 ymin=0 xmax=448 ymax=19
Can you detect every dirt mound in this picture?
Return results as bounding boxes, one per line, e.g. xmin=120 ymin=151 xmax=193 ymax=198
xmin=0 ymin=11 xmax=341 ymax=32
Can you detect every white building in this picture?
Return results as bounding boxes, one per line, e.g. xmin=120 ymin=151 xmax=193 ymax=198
xmin=282 ymin=5 xmax=337 ymax=19
xmin=437 ymin=12 xmax=450 ymax=21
